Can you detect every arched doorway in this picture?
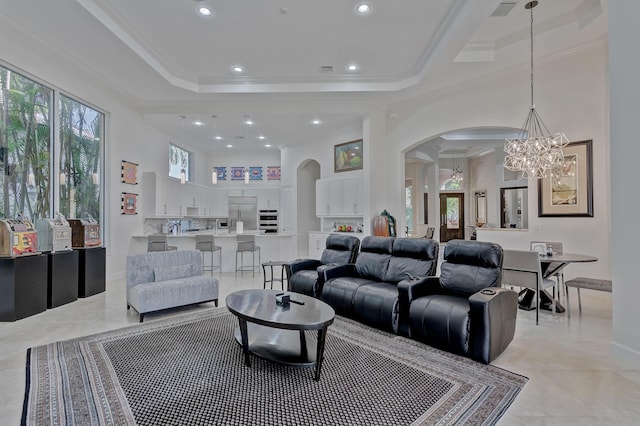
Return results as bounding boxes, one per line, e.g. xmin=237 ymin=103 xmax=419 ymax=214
xmin=404 ymin=127 xmax=521 ymax=241
xmin=296 ymin=159 xmax=320 ymax=257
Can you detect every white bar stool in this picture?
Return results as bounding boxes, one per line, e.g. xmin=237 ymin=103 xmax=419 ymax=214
xmin=195 ymin=235 xmax=222 ymax=274
xmin=235 ymin=235 xmax=260 ymax=277
xmin=147 ymin=235 xmax=177 ymax=252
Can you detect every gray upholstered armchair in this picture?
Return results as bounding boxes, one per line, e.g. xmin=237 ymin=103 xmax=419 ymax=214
xmin=285 ymin=234 xmax=360 ymax=298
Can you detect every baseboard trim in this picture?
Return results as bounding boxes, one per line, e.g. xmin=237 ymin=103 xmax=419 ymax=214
xmin=107 ymin=270 xmax=125 ymax=282
xmin=610 ymin=340 xmax=640 ymax=369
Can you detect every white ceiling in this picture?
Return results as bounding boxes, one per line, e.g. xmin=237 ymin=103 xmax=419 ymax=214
xmin=0 ymin=0 xmax=607 ymax=155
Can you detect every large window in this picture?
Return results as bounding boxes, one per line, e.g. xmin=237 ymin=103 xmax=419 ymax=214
xmin=0 ymin=63 xmax=104 ymax=225
xmin=0 ymin=67 xmax=52 ymax=220
xmin=169 ymin=143 xmax=191 ymax=182
xmin=59 ymin=95 xmax=103 ymax=219
xmin=405 ymin=185 xmax=413 ymax=233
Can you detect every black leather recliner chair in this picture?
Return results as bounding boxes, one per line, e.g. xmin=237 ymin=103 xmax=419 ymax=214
xmin=399 ymin=239 xmax=518 ymax=364
xmin=322 ymin=236 xmax=439 ymax=334
xmin=285 ymin=234 xmax=360 ymax=298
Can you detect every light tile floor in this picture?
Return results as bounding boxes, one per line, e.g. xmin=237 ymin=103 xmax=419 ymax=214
xmin=1 ymin=273 xmax=638 ymax=425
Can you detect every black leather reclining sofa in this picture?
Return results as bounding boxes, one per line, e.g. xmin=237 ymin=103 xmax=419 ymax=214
xmin=321 ymin=236 xmax=439 ymax=334
xmin=285 ymin=234 xmax=361 ymax=298
xmin=401 ymin=239 xmax=518 ymax=364
xmin=321 ymin=237 xmax=518 ymax=364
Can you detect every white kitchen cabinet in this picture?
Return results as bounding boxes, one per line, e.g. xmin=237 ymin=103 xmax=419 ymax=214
xmin=315 ymin=177 xmax=363 ymax=216
xmin=316 ymin=179 xmax=343 ymax=215
xmin=316 ymin=180 xmax=330 ymax=216
xmin=342 ymin=177 xmax=364 ymax=215
xmin=328 ymin=180 xmax=343 ymax=215
xmin=143 ymin=171 xmax=226 ymax=218
xmin=308 ymin=233 xmax=328 ymax=260
xmin=354 ymin=176 xmax=364 ymax=215
xmin=209 ymin=189 xmax=229 ymax=217
xmin=258 ymin=189 xmax=280 ymax=210
xmin=281 ymin=186 xmax=294 ymax=234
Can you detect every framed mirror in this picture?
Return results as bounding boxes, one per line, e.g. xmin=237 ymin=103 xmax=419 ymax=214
xmin=474 ymin=190 xmax=486 ymax=227
xmin=500 ymin=187 xmax=528 ymax=229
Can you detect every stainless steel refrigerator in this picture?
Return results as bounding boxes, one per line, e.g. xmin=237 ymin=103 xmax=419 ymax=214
xmin=228 ymin=196 xmax=257 ymax=231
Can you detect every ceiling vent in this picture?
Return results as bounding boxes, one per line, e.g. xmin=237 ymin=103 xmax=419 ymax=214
xmin=319 ymin=65 xmax=334 ymax=73
xmin=490 ymin=2 xmax=517 ymax=17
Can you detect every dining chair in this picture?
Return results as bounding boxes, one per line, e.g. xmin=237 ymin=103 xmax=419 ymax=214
xmin=530 ymin=240 xmax=564 ymax=301
xmin=147 ymin=235 xmax=177 ymax=252
xmin=502 ymin=249 xmax=556 ymax=325
xmin=195 ymin=235 xmax=222 ymax=274
xmin=235 ymin=234 xmax=261 ymax=277
xmin=425 ymin=227 xmax=435 ymax=239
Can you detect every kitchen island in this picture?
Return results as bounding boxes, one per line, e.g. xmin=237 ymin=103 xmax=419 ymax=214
xmin=130 ymin=231 xmax=296 ymax=273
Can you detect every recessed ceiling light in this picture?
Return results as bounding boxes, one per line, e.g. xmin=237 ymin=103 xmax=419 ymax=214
xmin=312 ymin=119 xmax=322 ymax=125
xmin=356 ymin=3 xmax=371 ymax=15
xmin=193 ymin=120 xmax=205 ymax=126
xmin=232 ymin=65 xmax=244 ymax=73
xmin=347 ymin=64 xmax=359 ymax=72
xmin=226 ymin=144 xmax=233 ymax=148
xmin=245 ymin=119 xmax=254 ymax=126
xmin=258 ymin=135 xmax=265 ymax=140
xmin=214 ymin=136 xmax=223 ymax=140
xmin=265 ymin=144 xmax=272 ymax=148
xmin=197 ymin=6 xmax=212 ymax=16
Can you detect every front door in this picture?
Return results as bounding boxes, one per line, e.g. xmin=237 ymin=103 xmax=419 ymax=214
xmin=439 ymin=193 xmax=464 ymax=242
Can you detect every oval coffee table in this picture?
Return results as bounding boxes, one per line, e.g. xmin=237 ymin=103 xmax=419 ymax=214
xmin=225 ymin=289 xmax=335 ymax=381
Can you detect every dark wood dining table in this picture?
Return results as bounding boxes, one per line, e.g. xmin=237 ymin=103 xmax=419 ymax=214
xmin=519 ymin=252 xmax=598 ymax=313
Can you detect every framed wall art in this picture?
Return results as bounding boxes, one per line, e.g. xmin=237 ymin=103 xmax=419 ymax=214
xmin=121 ymin=160 xmax=138 ymax=184
xmin=121 ymin=192 xmax=138 ymax=215
xmin=538 ymin=139 xmax=593 ymax=217
xmin=214 ymin=167 xmax=227 ymax=181
xmin=231 ymin=167 xmax=245 ymax=180
xmin=267 ymin=166 xmax=281 ymax=180
xmin=249 ymin=166 xmax=263 ymax=180
xmin=334 ymin=139 xmax=363 ymax=173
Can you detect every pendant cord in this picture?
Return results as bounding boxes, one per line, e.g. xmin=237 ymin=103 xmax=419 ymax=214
xmin=530 ymin=5 xmax=534 ymax=107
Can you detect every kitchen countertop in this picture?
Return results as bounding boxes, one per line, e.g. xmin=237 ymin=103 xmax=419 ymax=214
xmin=133 ymin=230 xmax=294 ymax=238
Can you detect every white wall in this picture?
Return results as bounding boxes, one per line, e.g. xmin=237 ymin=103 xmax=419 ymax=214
xmin=205 ymin=148 xmax=280 ymax=189
xmin=280 ymin=127 xmax=362 ymax=237
xmin=609 ymin=1 xmax=640 ymax=368
xmin=386 ymin=43 xmax=610 ymax=283
xmin=469 ymin=152 xmax=498 ymax=227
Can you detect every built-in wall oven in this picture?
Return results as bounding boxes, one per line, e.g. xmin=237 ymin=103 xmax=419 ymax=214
xmin=259 ymin=210 xmax=279 ymax=233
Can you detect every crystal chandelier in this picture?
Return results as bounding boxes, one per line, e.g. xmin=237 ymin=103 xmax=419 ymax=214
xmin=451 ymin=153 xmax=464 ymax=183
xmin=503 ymin=1 xmax=568 ymax=179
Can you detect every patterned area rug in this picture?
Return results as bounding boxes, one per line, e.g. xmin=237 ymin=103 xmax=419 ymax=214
xmin=22 ymin=308 xmax=527 ymax=425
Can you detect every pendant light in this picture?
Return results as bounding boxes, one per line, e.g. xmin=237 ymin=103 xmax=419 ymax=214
xmin=503 ymin=1 xmax=569 ymax=179
xmin=243 ymin=115 xmax=251 ymax=184
xmin=451 ymin=152 xmax=464 ymax=183
xmin=211 ymin=115 xmax=218 ymax=184
xmin=179 ymin=114 xmax=187 ymax=184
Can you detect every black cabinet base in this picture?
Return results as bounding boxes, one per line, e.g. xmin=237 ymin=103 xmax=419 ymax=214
xmin=0 ymin=255 xmax=48 ymax=321
xmin=76 ymin=247 xmax=106 ymax=298
xmin=48 ymin=250 xmax=79 ymax=308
